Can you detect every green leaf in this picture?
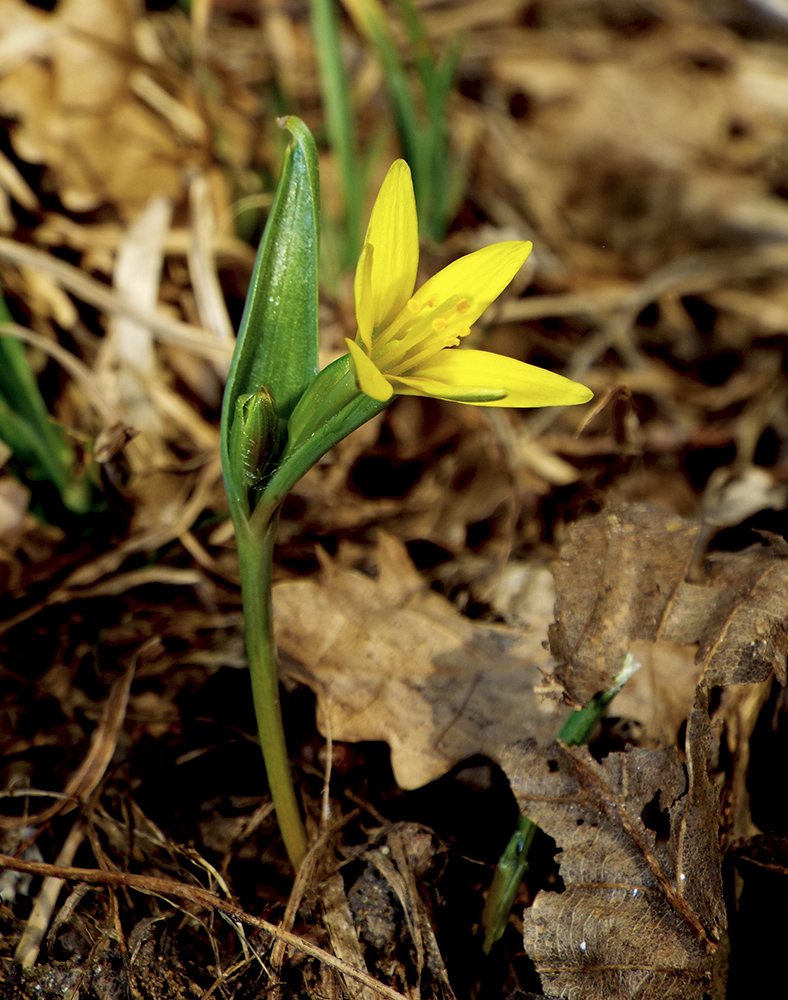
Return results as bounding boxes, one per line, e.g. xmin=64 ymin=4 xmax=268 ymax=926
xmin=0 ymin=294 xmax=90 ymax=513
xmin=221 ymin=116 xmax=321 ymax=514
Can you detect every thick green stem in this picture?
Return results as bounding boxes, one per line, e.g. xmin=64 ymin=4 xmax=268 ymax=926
xmin=236 ymin=514 xmax=308 ymax=869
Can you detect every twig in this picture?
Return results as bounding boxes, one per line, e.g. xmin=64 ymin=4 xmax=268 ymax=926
xmin=0 ymin=853 xmax=410 ymax=1000
xmin=13 ymin=824 xmax=86 ymax=967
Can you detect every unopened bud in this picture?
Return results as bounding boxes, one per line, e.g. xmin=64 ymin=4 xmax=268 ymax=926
xmin=230 ymin=386 xmax=278 ymax=490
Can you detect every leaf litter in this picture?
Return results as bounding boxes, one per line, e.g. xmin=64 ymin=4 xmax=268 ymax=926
xmin=505 ymin=503 xmax=788 ymax=999
xmin=274 ymin=532 xmax=565 ymax=789
xmin=2 ymin=0 xmax=788 ymax=997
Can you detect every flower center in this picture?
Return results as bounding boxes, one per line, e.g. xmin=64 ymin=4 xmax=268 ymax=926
xmin=373 ymin=294 xmax=473 ymax=376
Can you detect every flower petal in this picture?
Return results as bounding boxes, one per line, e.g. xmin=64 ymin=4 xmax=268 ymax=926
xmin=390 ymin=349 xmax=593 ymax=407
xmin=345 ymin=337 xmax=394 ymax=402
xmin=354 ymin=243 xmax=375 ymax=352
xmin=354 ymin=160 xmax=419 ymax=331
xmin=410 ymin=241 xmax=532 ymax=333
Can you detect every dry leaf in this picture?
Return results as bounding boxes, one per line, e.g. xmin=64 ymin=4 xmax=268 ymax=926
xmin=0 ymin=657 xmax=135 ymax=831
xmin=485 ymin=19 xmax=788 ymax=268
xmin=503 ymin=740 xmax=719 ymax=1000
xmin=612 ymin=638 xmax=702 ymax=747
xmin=0 ymin=0 xmax=185 ymax=217
xmin=504 ymin=502 xmax=788 ymax=997
xmin=550 ymin=504 xmax=788 ymax=707
xmin=275 ymin=535 xmax=565 ymax=788
xmin=96 ymin=194 xmax=173 ymax=466
xmin=342 ymin=824 xmax=456 ymax=1000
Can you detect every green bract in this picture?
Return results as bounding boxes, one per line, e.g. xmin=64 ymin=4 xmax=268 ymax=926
xmin=221 ymin=116 xmax=320 ymax=517
xmin=229 ymin=387 xmax=279 ymax=501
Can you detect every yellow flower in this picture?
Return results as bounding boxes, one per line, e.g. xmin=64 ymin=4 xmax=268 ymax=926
xmin=344 ymin=160 xmax=593 ymax=408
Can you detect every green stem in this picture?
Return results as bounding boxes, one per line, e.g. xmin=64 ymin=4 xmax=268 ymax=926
xmin=235 ymin=512 xmax=308 ymax=869
xmin=482 ymin=656 xmax=639 ymax=953
xmin=481 ymin=813 xmax=538 ymax=953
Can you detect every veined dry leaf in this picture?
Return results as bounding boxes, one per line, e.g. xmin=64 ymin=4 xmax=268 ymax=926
xmin=509 ymin=503 xmax=788 ymax=998
xmin=503 ymin=740 xmax=718 ymax=1000
xmin=550 ymin=504 xmax=788 ymax=707
xmin=274 ymin=534 xmax=565 ymax=789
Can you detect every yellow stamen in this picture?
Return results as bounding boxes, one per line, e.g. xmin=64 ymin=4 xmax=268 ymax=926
xmin=377 ymin=296 xmax=460 ymax=371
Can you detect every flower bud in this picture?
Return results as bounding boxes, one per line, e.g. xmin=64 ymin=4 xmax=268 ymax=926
xmin=230 ymin=386 xmax=278 ymax=491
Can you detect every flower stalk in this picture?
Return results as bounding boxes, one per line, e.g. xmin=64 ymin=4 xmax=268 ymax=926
xmin=235 ymin=514 xmax=308 ymax=868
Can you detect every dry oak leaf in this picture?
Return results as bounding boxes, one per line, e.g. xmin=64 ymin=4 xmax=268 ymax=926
xmin=274 ymin=534 xmax=565 ymax=789
xmin=503 ymin=740 xmax=720 ymax=1000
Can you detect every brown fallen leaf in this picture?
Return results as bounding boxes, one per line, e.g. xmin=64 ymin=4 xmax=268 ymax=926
xmin=274 ymin=534 xmax=565 ymax=789
xmin=550 ymin=503 xmax=788 ymax=708
xmin=505 ymin=502 xmax=788 ymax=997
xmin=503 ymin=740 xmax=717 ymax=1000
xmin=612 ymin=638 xmax=701 ymax=747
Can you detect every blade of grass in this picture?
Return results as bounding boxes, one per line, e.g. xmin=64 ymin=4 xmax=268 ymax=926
xmin=308 ymin=0 xmax=363 ymax=270
xmin=0 ymin=291 xmax=89 ymax=513
xmin=342 ymin=0 xmax=425 ymax=212
xmin=342 ymin=0 xmax=461 ymax=242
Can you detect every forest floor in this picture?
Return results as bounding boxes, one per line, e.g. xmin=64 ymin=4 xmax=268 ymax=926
xmin=2 ymin=1 xmax=788 ymax=998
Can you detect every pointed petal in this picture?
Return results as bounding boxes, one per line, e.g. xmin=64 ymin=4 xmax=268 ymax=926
xmin=389 ymin=378 xmax=508 ymax=403
xmin=411 ymin=241 xmax=532 ymax=332
xmin=354 ymin=243 xmax=375 ymax=351
xmin=345 ymin=338 xmax=394 ymax=402
xmin=390 ymin=349 xmax=593 ymax=408
xmin=354 ymin=160 xmax=419 ymax=330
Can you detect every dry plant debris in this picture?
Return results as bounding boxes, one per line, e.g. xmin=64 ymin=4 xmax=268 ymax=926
xmin=2 ymin=0 xmax=788 ymax=997
xmin=551 ymin=504 xmax=788 ymax=706
xmin=275 ymin=533 xmax=565 ymax=789
xmin=504 ymin=503 xmax=788 ymax=999
xmin=504 ymin=741 xmax=716 ymax=1000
